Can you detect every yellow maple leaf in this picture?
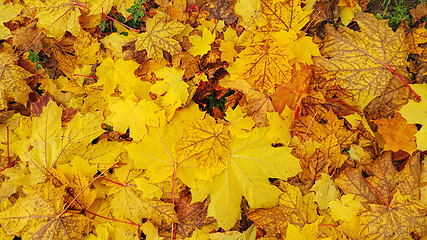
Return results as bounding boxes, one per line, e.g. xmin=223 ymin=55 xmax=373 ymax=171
xmin=284 ymin=219 xmax=325 ymax=240
xmin=141 ymin=221 xmax=164 ymax=240
xmin=106 ymin=159 xmax=178 ymax=225
xmin=0 ymin=180 xmax=91 ymax=239
xmin=152 ymin=66 xmax=189 ymax=106
xmin=96 ymin=57 xmax=141 ymax=96
xmin=258 ymin=0 xmax=312 ymax=38
xmin=315 ymin=12 xmax=410 ymax=108
xmin=310 ymin=173 xmax=340 ymax=210
xmin=177 ymin=114 xmax=231 ymax=169
xmin=126 ymin=118 xmax=226 ymax=188
xmin=329 ymin=193 xmax=364 ymax=222
xmin=229 ymin=41 xmax=294 ymax=93
xmin=100 ymin=31 xmax=139 ymax=59
xmin=338 ymin=4 xmax=361 ymax=25
xmin=247 ymin=181 xmax=317 ymax=238
xmin=192 ymin=128 xmax=302 ymax=230
xmin=74 ymin=30 xmax=103 ymax=67
xmin=219 ymin=40 xmax=238 ymax=63
xmin=108 ymin=96 xmax=163 ymax=142
xmin=19 ymin=100 xmax=103 ymax=182
xmin=188 ymin=28 xmax=216 ymax=56
xmin=226 ymin=78 xmax=275 ymax=126
xmin=360 ymin=191 xmax=427 ymax=239
xmin=163 ymin=0 xmax=187 ymax=22
xmin=234 ymin=0 xmax=267 ymax=29
xmin=272 ymin=29 xmax=321 ymax=64
xmin=265 ymin=106 xmax=294 ymax=145
xmin=34 ymin=0 xmax=85 ymax=37
xmin=135 ymin=14 xmax=185 ymax=61
xmin=224 ymin=105 xmax=255 ymax=139
xmin=0 ymin=44 xmax=32 ymax=111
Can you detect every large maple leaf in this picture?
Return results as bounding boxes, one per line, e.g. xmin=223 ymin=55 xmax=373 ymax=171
xmin=191 ymin=128 xmax=302 ymax=230
xmin=108 ymin=96 xmax=163 ymax=142
xmin=0 ymin=180 xmax=91 ymax=240
xmin=315 ymin=12 xmax=410 ymax=108
xmin=258 ymin=0 xmax=312 ymax=37
xmin=105 ymin=159 xmax=178 ymax=225
xmin=19 ymin=100 xmax=104 ymax=183
xmin=360 ymin=191 xmax=427 ymax=239
xmin=176 ymin=114 xmax=231 ymax=169
xmin=33 ymin=0 xmax=85 ymax=37
xmin=126 ymin=118 xmax=226 ymax=189
xmin=229 ymin=41 xmax=294 ymax=93
xmin=335 ymin=152 xmax=421 ymax=205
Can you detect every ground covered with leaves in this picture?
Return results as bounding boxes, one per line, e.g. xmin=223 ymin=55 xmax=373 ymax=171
xmin=2 ymin=0 xmax=427 ymax=239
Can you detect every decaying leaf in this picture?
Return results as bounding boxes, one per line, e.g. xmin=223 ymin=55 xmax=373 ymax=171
xmin=0 ymin=44 xmax=32 ymax=111
xmin=315 ymin=12 xmax=410 ymax=108
xmin=135 ymin=14 xmax=185 ymax=61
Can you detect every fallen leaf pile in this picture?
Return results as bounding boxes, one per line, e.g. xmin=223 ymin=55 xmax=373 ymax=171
xmin=1 ymin=0 xmax=427 ymax=239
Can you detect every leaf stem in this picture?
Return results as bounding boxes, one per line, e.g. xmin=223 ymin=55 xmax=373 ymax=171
xmin=363 ymin=175 xmax=390 ymax=208
xmin=73 ymin=74 xmax=98 ymax=79
xmin=0 ymin=159 xmax=20 ymax=174
xmin=386 ymin=65 xmax=422 ymax=101
xmin=278 ymin=226 xmax=284 ymax=240
xmin=86 ymin=210 xmax=141 ymax=226
xmin=100 ymin=176 xmax=124 ymax=186
xmin=72 ymin=2 xmax=90 ymax=10
xmin=316 ymin=217 xmax=332 ymax=239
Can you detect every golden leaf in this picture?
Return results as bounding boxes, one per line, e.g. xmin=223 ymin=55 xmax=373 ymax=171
xmin=315 ymin=12 xmax=410 ymax=108
xmin=177 ymin=114 xmax=231 ymax=169
xmin=135 ymin=14 xmax=185 ymax=61
xmin=0 ymin=181 xmax=91 ymax=240
xmin=230 ymin=41 xmax=294 ymax=93
xmin=360 ymin=191 xmax=427 ymax=239
xmin=0 ymin=44 xmax=32 ymax=111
